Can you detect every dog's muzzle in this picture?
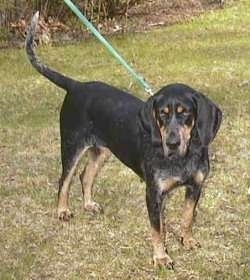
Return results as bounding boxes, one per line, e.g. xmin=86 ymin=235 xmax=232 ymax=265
xmin=165 ymin=130 xmax=181 ymax=158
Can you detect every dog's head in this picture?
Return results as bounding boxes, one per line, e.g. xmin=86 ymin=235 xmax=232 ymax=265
xmin=138 ymin=83 xmax=222 ymax=159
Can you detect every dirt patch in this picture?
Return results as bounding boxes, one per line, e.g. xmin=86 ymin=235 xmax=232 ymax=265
xmin=2 ymin=0 xmax=223 ymax=48
xmin=122 ymin=0 xmax=220 ymax=30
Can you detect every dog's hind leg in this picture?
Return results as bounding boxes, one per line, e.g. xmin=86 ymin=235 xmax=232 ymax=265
xmin=80 ymin=146 xmax=111 ymax=213
xmin=58 ymin=144 xmax=89 ymax=221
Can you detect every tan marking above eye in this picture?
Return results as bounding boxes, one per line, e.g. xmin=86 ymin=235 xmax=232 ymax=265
xmin=177 ymin=106 xmax=185 ymax=113
xmin=163 ymin=107 xmax=170 ymax=114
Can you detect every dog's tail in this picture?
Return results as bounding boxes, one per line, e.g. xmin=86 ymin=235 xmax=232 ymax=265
xmin=25 ymin=12 xmax=75 ymax=91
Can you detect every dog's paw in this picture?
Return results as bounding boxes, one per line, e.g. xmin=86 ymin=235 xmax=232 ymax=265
xmin=84 ymin=201 xmax=103 ymax=214
xmin=181 ymin=236 xmax=201 ymax=250
xmin=58 ymin=208 xmax=74 ymax=221
xmin=153 ymin=254 xmax=174 ymax=270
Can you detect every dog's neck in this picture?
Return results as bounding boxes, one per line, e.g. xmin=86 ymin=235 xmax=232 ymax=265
xmin=140 ymin=137 xmax=209 ymax=185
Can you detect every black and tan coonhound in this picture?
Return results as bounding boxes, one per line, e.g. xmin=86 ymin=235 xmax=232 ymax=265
xmin=26 ymin=12 xmax=222 ymax=268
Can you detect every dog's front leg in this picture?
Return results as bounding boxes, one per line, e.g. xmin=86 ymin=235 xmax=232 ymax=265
xmin=146 ymin=182 xmax=174 ymax=269
xmin=181 ymin=184 xmax=202 ymax=249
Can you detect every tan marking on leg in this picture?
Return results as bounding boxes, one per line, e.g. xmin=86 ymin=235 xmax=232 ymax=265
xmin=150 ymin=194 xmax=174 ymax=268
xmin=151 ymin=225 xmax=174 ymax=268
xmin=194 ymin=170 xmax=205 ymax=185
xmin=58 ymin=147 xmax=89 ymax=221
xmin=80 ymin=147 xmax=111 ymax=213
xmin=180 ymin=197 xmax=200 ymax=249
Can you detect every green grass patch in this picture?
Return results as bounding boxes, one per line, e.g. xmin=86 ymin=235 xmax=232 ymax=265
xmin=0 ymin=1 xmax=249 ymax=279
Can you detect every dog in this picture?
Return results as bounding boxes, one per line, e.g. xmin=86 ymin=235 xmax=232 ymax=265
xmin=26 ymin=12 xmax=222 ymax=268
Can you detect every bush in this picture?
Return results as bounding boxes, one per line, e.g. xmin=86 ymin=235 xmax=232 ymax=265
xmin=0 ymin=0 xmax=142 ymax=28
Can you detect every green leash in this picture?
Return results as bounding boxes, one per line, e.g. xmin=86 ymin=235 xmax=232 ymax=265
xmin=63 ymin=0 xmax=154 ymax=95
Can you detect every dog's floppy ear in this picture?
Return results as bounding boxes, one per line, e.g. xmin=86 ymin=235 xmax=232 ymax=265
xmin=138 ymin=96 xmax=161 ymax=146
xmin=194 ymin=92 xmax=222 ymax=146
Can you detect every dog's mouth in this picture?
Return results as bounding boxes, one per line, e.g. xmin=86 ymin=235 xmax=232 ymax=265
xmin=167 ymin=150 xmax=179 ymax=160
xmin=167 ymin=147 xmax=187 ymax=160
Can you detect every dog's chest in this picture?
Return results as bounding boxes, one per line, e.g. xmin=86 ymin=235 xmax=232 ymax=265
xmin=156 ymin=169 xmax=206 ymax=193
xmin=149 ymin=153 xmax=208 ymax=192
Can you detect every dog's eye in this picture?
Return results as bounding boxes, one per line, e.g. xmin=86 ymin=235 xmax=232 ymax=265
xmin=159 ymin=110 xmax=170 ymax=119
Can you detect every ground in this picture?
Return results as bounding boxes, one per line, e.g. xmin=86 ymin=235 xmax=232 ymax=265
xmin=0 ymin=0 xmax=249 ymax=279
xmin=2 ymin=0 xmax=223 ymax=48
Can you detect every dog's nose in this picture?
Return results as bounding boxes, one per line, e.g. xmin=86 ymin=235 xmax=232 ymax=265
xmin=167 ymin=141 xmax=180 ymax=150
xmin=166 ymin=133 xmax=180 ymax=150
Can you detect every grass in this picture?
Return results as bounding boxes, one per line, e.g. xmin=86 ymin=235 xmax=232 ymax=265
xmin=0 ymin=1 xmax=250 ymax=279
